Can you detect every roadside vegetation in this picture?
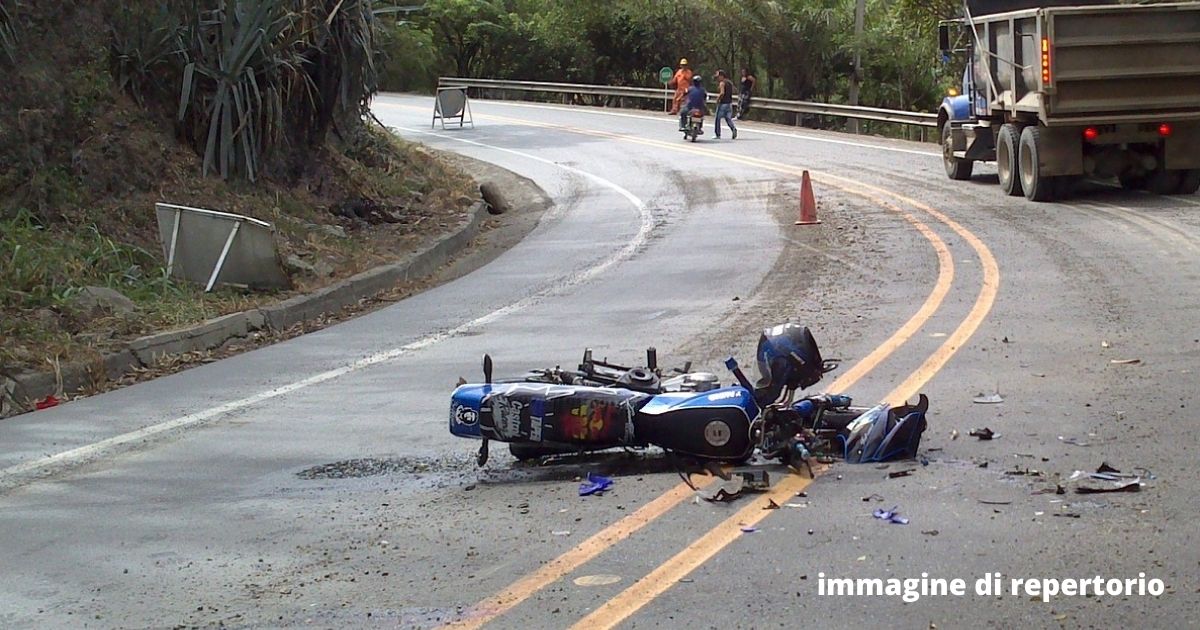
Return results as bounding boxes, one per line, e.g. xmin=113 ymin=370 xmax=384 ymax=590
xmin=0 ymin=1 xmax=475 ymax=377
xmin=382 ymin=0 xmax=962 ymax=116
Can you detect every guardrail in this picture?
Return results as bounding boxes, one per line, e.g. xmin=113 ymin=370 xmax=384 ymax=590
xmin=437 ymin=76 xmax=938 ymax=132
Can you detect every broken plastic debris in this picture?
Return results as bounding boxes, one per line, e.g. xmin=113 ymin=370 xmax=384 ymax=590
xmin=969 ymin=428 xmax=997 ymax=440
xmin=1101 ymin=340 xmax=1111 ymax=348
xmin=699 ymin=477 xmax=746 ymax=502
xmin=574 ymin=575 xmax=621 ymax=586
xmin=552 ymin=530 xmax=571 ymax=536
xmin=34 ymin=395 xmax=59 ymax=410
xmin=763 ymin=499 xmax=781 ymax=510
xmin=740 ymin=526 xmax=759 ymax=533
xmin=578 ymin=472 xmax=614 ymax=496
xmin=1076 ymin=481 xmax=1142 ymax=494
xmin=1109 ymin=358 xmax=1141 ymax=365
xmin=1096 ymin=462 xmax=1121 ymax=474
xmin=888 ymin=469 xmax=916 ymax=479
xmin=973 ymin=392 xmax=1004 ymax=404
xmin=872 ymin=506 xmax=909 ymax=525
xmin=1058 ymin=436 xmax=1090 ymax=447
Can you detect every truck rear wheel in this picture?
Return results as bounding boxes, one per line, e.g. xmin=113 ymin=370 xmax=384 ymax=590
xmin=942 ymin=124 xmax=973 ymax=180
xmin=1019 ymin=126 xmax=1056 ymax=202
xmin=1177 ymin=170 xmax=1200 ymax=195
xmin=997 ymin=124 xmax=1023 ymax=196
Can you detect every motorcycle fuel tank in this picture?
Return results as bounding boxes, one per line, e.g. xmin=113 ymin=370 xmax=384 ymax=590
xmin=633 ymin=386 xmax=757 ymax=459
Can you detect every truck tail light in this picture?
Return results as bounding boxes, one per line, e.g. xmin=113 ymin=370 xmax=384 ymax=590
xmin=1041 ymin=38 xmax=1051 ymax=83
xmin=1159 ymin=123 xmax=1173 ymax=137
xmin=1083 ymin=127 xmax=1099 ymax=141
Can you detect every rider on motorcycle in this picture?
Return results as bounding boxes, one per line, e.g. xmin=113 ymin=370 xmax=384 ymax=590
xmin=679 ymin=75 xmax=707 ymax=131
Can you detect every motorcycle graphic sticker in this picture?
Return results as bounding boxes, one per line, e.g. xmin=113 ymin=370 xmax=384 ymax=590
xmin=452 ymin=404 xmax=478 ymax=427
xmin=562 ymin=400 xmax=621 ymax=443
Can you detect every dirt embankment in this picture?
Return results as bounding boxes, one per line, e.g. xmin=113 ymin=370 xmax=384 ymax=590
xmin=0 ymin=3 xmax=489 ymax=409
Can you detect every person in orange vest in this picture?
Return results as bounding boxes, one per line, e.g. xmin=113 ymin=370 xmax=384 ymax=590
xmin=668 ymin=58 xmax=693 ymax=118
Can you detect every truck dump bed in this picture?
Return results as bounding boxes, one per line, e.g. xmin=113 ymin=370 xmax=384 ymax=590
xmin=1049 ymin=3 xmax=1200 ymax=121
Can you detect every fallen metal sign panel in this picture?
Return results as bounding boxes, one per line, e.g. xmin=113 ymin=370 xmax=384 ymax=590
xmin=155 ymin=203 xmax=289 ymax=291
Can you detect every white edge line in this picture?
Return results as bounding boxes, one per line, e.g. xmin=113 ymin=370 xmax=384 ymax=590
xmin=1 ymin=131 xmax=652 ymax=486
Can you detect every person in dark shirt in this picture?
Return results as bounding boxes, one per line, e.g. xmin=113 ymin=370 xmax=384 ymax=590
xmin=714 ymin=69 xmax=737 ymax=139
xmin=738 ymin=68 xmax=756 ymax=119
xmin=680 ymin=75 xmax=707 ymax=131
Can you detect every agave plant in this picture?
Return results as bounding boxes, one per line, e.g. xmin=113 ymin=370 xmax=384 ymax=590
xmin=109 ymin=3 xmax=185 ymax=105
xmin=173 ymin=0 xmax=383 ymax=181
xmin=177 ymin=0 xmax=310 ymax=181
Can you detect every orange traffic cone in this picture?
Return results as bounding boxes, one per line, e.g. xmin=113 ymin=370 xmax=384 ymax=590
xmin=794 ymin=170 xmax=820 ymax=225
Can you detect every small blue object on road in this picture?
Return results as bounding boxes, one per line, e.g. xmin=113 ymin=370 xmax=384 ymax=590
xmin=579 ymin=472 xmax=614 ymax=496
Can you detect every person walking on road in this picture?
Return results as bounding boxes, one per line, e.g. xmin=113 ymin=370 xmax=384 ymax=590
xmin=714 ymin=70 xmax=737 ymax=140
xmin=668 ymin=58 xmax=693 ymax=117
xmin=738 ymin=68 xmax=756 ymax=119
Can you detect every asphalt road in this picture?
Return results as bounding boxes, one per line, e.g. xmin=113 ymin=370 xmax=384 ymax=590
xmin=2 ymin=94 xmax=1199 ymax=628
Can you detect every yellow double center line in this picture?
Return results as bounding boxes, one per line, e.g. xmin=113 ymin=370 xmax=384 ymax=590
xmin=380 ymin=102 xmax=998 ymax=629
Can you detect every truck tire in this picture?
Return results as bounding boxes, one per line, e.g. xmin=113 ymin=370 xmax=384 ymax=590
xmin=1177 ymin=170 xmax=1200 ymax=195
xmin=942 ymin=124 xmax=973 ymax=180
xmin=1146 ymin=169 xmax=1181 ymax=195
xmin=997 ymin=124 xmax=1023 ymax=196
xmin=1019 ymin=126 xmax=1055 ymax=202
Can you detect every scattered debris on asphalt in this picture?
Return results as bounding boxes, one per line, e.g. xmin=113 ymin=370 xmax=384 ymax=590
xmin=888 ymin=469 xmax=916 ymax=479
xmin=552 ymin=530 xmax=571 ymax=536
xmin=764 ymin=499 xmax=781 ymax=510
xmin=951 ymin=430 xmax=959 ymax=440
xmin=1005 ymin=468 xmax=1043 ymax=477
xmin=1053 ymin=512 xmax=1081 ymax=519
xmin=1109 ymin=358 xmax=1142 ymax=365
xmin=969 ymin=428 xmax=997 ymax=440
xmin=579 ymin=472 xmax=613 ymax=496
xmin=862 ymin=494 xmax=884 ymax=502
xmin=873 ymin=506 xmax=909 ymax=525
xmin=34 ymin=395 xmax=59 ymax=410
xmin=698 ymin=470 xmax=772 ymax=503
xmin=973 ymin=392 xmax=1004 ymax=404
xmin=1076 ymin=481 xmax=1142 ymax=494
xmin=574 ymin=575 xmax=621 ymax=586
xmin=978 ymin=498 xmax=1013 ymax=505
xmin=1058 ymin=436 xmax=1090 ymax=447
xmin=740 ymin=526 xmax=759 ymax=533
xmin=921 ymin=530 xmax=939 ymax=536
xmin=1096 ymin=462 xmax=1121 ymax=474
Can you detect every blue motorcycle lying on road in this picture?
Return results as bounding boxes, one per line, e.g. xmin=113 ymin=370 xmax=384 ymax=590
xmin=449 ymin=323 xmax=928 ymax=468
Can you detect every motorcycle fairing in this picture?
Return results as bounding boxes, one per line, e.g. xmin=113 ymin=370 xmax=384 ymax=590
xmin=450 ymin=384 xmax=489 ymax=439
xmin=838 ymin=394 xmax=929 ymax=463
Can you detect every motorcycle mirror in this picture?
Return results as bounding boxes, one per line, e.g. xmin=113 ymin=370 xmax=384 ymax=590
xmin=483 ymin=354 xmax=493 ymax=384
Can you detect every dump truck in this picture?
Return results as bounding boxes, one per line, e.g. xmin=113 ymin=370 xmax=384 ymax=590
xmin=937 ymin=0 xmax=1200 ymax=201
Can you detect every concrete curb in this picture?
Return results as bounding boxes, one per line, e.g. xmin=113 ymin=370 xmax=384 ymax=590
xmin=2 ymin=201 xmax=489 ymax=415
